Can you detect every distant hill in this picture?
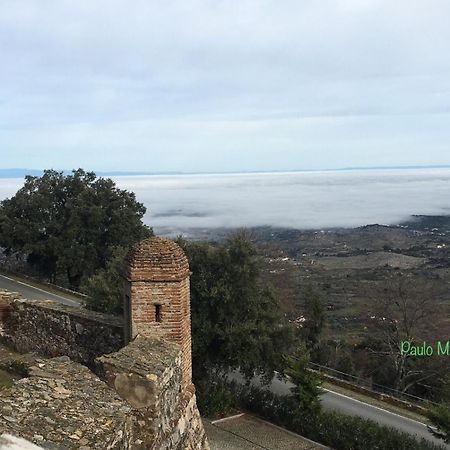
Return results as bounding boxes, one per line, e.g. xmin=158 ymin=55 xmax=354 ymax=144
xmin=0 ymin=169 xmax=44 ymax=179
xmin=2 ymin=164 xmax=450 ymax=179
xmin=0 ymin=169 xmax=185 ymax=179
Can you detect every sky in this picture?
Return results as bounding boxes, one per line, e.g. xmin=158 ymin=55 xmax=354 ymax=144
xmin=1 ymin=0 xmax=449 ymax=173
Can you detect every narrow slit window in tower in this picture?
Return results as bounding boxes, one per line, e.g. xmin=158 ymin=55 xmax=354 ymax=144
xmin=155 ymin=304 xmax=162 ymax=323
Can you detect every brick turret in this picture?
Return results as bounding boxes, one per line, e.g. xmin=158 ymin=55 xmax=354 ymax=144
xmin=123 ymin=237 xmax=193 ymax=389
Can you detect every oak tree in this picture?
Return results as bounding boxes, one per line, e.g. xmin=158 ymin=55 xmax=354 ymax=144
xmin=0 ymin=169 xmax=151 ymax=288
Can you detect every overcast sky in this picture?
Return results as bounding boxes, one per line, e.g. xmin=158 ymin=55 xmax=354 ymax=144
xmin=1 ymin=0 xmax=449 ymax=173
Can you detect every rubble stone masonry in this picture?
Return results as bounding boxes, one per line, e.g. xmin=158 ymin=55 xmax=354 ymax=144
xmin=0 ymin=236 xmax=209 ymax=449
xmin=0 ymin=290 xmax=21 ymax=326
xmin=3 ymin=299 xmax=123 ymax=368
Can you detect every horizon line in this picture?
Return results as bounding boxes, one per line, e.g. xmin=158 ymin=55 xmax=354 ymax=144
xmin=1 ymin=164 xmax=450 ymax=178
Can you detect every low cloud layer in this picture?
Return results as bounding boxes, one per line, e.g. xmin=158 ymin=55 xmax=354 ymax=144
xmin=123 ymin=169 xmax=450 ymax=232
xmin=2 ymin=169 xmax=450 ymax=234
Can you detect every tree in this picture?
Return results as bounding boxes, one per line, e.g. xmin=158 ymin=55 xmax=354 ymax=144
xmin=178 ymin=232 xmax=295 ymax=380
xmin=0 ymin=169 xmax=151 ymax=288
xmin=301 ymin=285 xmax=325 ymax=347
xmin=366 ymin=273 xmax=446 ymax=393
xmin=428 ymin=403 xmax=450 ymax=444
xmin=82 ymin=246 xmax=128 ymax=315
xmin=284 ymin=344 xmax=322 ymax=418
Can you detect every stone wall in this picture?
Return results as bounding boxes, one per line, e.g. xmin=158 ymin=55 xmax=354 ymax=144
xmin=0 ymin=434 xmax=44 ymax=450
xmin=0 ymin=356 xmax=133 ymax=449
xmin=0 ymin=235 xmax=209 ymax=449
xmin=0 ymin=290 xmax=21 ymax=326
xmin=3 ymin=299 xmax=123 ymax=368
xmin=99 ymin=336 xmax=209 ymax=450
xmin=0 ymin=337 xmax=209 ymax=450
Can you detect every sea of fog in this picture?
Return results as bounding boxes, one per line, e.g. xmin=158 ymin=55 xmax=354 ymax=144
xmin=1 ymin=168 xmax=450 ymax=236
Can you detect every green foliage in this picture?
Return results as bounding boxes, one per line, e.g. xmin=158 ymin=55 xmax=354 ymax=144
xmin=311 ymin=410 xmax=443 ymax=450
xmin=335 ymin=350 xmax=355 ymax=375
xmin=301 ymin=285 xmax=325 ymax=347
xmin=178 ymin=232 xmax=294 ymax=380
xmin=235 ymin=384 xmax=299 ymax=425
xmin=428 ymin=403 xmax=450 ymax=444
xmin=196 ymin=378 xmax=239 ymax=418
xmin=0 ymin=169 xmax=151 ymax=288
xmin=199 ymin=378 xmax=444 ymax=450
xmin=284 ymin=346 xmax=322 ymax=417
xmin=82 ymin=246 xmax=128 ymax=315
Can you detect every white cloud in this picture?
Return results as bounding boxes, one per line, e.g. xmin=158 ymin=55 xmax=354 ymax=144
xmin=110 ymin=168 xmax=450 ymax=232
xmin=3 ymin=168 xmax=450 ymax=232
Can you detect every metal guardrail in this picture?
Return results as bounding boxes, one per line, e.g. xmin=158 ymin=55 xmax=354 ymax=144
xmin=309 ymin=361 xmax=438 ymax=407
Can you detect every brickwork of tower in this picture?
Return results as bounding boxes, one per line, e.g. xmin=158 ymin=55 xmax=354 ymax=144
xmin=123 ymin=237 xmax=193 ymax=390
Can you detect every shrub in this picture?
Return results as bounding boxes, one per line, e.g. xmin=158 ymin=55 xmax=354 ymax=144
xmin=197 ymin=378 xmax=444 ymax=450
xmin=196 ymin=379 xmax=239 ymax=418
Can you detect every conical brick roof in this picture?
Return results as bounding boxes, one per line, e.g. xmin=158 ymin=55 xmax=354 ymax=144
xmin=124 ymin=237 xmax=190 ymax=282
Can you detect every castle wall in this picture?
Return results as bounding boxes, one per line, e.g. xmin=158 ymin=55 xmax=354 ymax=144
xmin=98 ymin=336 xmax=208 ymax=450
xmin=3 ymin=299 xmax=123 ymax=367
xmin=0 ymin=290 xmax=21 ymax=325
xmin=0 ymin=356 xmax=133 ymax=449
xmin=0 ymin=336 xmax=208 ymax=450
xmin=0 ymin=236 xmax=209 ymax=449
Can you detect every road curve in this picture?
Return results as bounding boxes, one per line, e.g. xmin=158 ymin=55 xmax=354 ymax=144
xmin=321 ymin=388 xmax=446 ymax=447
xmin=229 ymin=370 xmax=448 ymax=448
xmin=0 ymin=274 xmax=81 ymax=307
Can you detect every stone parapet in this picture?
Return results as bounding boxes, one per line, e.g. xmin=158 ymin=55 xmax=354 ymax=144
xmin=4 ymin=299 xmax=123 ymax=368
xmin=0 ymin=234 xmax=209 ymax=449
xmin=98 ymin=336 xmax=209 ymax=450
xmin=0 ymin=336 xmax=209 ymax=449
xmin=0 ymin=356 xmax=133 ymax=449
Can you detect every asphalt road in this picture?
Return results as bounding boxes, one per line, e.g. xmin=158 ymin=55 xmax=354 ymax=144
xmin=0 ymin=273 xmax=81 ymax=307
xmin=321 ymin=388 xmax=447 ymax=447
xmin=229 ymin=371 xmax=449 ymax=448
